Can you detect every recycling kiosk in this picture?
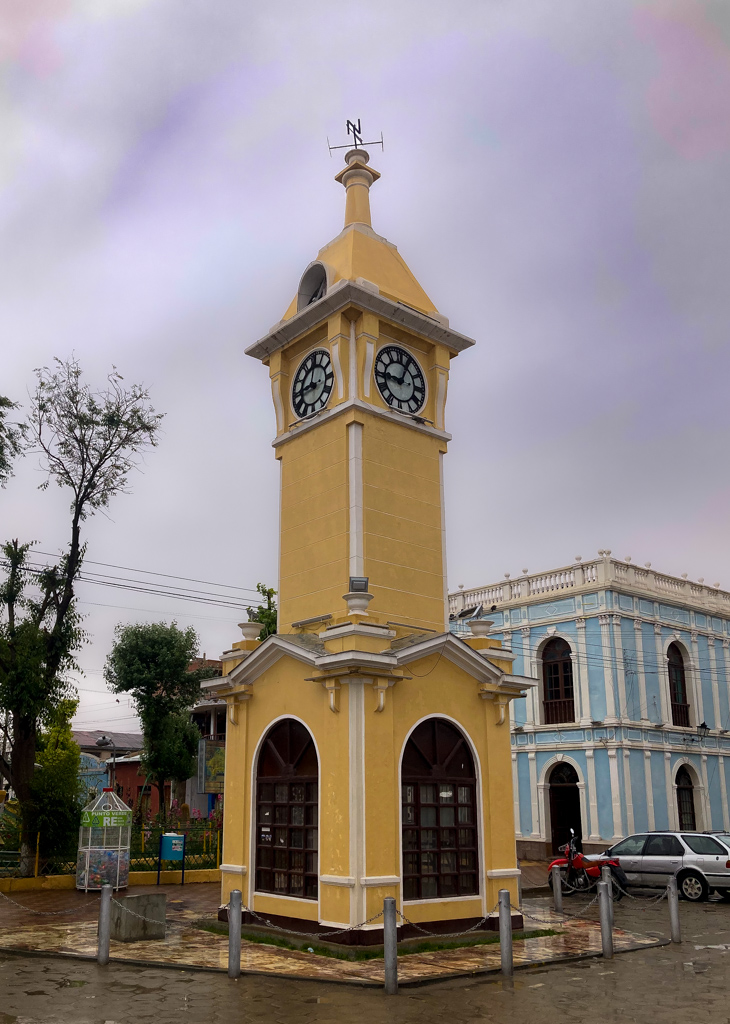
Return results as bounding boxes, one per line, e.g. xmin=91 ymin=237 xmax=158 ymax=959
xmin=76 ymin=788 xmax=132 ymax=891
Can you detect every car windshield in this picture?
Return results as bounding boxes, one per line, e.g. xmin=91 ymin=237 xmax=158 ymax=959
xmin=681 ymin=834 xmax=727 ymax=855
xmin=710 ymin=834 xmax=730 ymax=851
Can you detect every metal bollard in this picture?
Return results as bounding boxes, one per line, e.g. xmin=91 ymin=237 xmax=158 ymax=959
xmin=383 ymin=897 xmax=398 ymax=995
xmin=228 ymin=889 xmax=242 ymax=979
xmin=498 ymin=889 xmax=513 ymax=977
xmin=551 ymin=864 xmax=563 ymax=915
xmin=601 ymin=865 xmax=614 ymax=929
xmin=667 ymin=875 xmax=681 ymax=944
xmin=598 ymin=881 xmax=613 ymax=959
xmin=97 ymin=884 xmax=112 ymax=966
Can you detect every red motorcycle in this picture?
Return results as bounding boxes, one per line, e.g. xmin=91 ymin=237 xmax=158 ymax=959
xmin=547 ymin=829 xmax=627 ymax=900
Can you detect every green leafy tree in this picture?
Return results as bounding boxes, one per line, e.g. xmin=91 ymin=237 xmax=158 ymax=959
xmin=0 ymin=396 xmax=26 ymax=488
xmin=0 ymin=358 xmax=162 ymax=871
xmin=29 ymin=699 xmax=83 ymax=857
xmin=104 ymin=622 xmax=215 ymax=819
xmin=247 ymin=583 xmax=277 ymax=640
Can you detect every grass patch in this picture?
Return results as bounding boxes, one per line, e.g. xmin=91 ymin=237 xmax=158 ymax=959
xmin=194 ymin=920 xmax=558 ymax=961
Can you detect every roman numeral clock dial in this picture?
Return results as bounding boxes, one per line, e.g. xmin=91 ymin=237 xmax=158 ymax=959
xmin=374 ymin=345 xmax=426 ymax=414
xmin=292 ymin=349 xmax=334 ymax=418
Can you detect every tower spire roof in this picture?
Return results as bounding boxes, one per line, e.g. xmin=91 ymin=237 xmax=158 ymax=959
xmin=280 ymin=146 xmax=437 ymax=320
xmin=334 ymin=148 xmax=381 ymax=229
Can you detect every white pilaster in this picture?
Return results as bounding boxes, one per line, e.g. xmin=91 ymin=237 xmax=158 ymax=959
xmin=643 ymin=750 xmax=655 ymax=831
xmin=599 ymin=614 xmax=617 ymax=722
xmin=528 ymin=752 xmax=540 ymax=838
xmin=719 ymin=756 xmax=730 ymax=831
xmin=574 ymin=618 xmax=592 ymax=726
xmin=654 ymin=623 xmax=670 ymax=726
xmin=347 ymin=422 xmax=364 ymax=578
xmin=690 ymin=631 xmax=704 ymax=725
xmin=708 ymin=639 xmax=722 ymax=732
xmin=664 ymin=752 xmax=676 ymax=830
xmin=607 ymin=749 xmax=622 ymax=839
xmin=585 ymin=748 xmax=600 ymax=839
xmin=623 ymin=750 xmax=634 ymax=834
xmin=700 ymin=753 xmax=711 ymax=829
xmin=521 ymin=627 xmax=536 ymax=725
xmin=633 ymin=619 xmax=649 ymax=722
xmin=612 ymin=615 xmax=628 ymax=721
xmin=511 ymin=753 xmax=521 ymax=834
xmin=348 ymin=679 xmax=366 ymax=926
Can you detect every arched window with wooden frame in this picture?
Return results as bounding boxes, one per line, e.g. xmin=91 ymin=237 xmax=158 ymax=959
xmin=676 ymin=765 xmax=696 ymax=830
xmin=401 ymin=718 xmax=479 ymax=901
xmin=668 ymin=643 xmax=690 ymax=727
xmin=542 ymin=637 xmax=575 ymax=724
xmin=255 ymin=719 xmax=318 ymax=900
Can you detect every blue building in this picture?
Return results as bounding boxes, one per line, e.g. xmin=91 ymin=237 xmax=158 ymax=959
xmin=450 ymin=553 xmax=730 ymax=858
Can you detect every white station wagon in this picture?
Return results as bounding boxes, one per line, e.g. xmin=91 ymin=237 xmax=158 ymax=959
xmin=597 ymin=831 xmax=730 ymax=902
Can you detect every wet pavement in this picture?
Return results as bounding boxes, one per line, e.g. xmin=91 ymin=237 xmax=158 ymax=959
xmin=0 ymin=884 xmax=663 ymax=984
xmin=0 ymin=889 xmax=728 ymax=1022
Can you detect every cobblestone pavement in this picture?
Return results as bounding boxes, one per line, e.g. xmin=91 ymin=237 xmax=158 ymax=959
xmin=0 ymin=894 xmax=728 ymax=1022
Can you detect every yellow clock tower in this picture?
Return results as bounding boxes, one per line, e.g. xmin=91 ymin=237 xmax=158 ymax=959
xmin=207 ymin=143 xmax=533 ymax=941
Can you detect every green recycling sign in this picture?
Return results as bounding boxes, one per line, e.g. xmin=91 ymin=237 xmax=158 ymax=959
xmin=81 ymin=808 xmax=132 ymax=828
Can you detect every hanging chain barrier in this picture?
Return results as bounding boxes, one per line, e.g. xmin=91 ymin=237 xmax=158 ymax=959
xmin=110 ymin=897 xmax=168 ymax=928
xmin=395 ymin=901 xmax=501 ymax=939
xmin=0 ymin=887 xmax=100 ymax=917
xmin=224 ymin=898 xmax=385 ymax=939
xmin=517 ymin=892 xmax=601 ymax=926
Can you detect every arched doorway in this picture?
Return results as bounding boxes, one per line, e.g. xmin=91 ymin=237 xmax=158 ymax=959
xmin=255 ymin=719 xmax=318 ymax=899
xmin=676 ymin=766 xmax=696 ymax=830
xmin=549 ymin=762 xmax=582 ymax=853
xmin=401 ymin=718 xmax=478 ymax=900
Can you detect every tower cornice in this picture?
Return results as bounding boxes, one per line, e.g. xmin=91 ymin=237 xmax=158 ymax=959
xmin=245 ymin=279 xmax=475 ymax=363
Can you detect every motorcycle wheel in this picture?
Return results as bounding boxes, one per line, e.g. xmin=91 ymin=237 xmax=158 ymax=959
xmin=548 ymin=870 xmax=575 ymax=896
xmin=569 ymin=870 xmax=595 ymax=895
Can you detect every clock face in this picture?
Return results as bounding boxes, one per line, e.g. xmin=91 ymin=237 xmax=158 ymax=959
xmin=374 ymin=345 xmax=426 ymax=414
xmin=291 ymin=349 xmax=334 ymax=419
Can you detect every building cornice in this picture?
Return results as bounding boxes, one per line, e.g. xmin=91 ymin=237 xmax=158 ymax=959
xmin=246 ymin=279 xmax=475 ymax=362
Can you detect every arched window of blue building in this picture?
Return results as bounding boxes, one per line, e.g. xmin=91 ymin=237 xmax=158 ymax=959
xmin=668 ymin=643 xmax=690 ymax=727
xmin=542 ymin=638 xmax=575 ymax=724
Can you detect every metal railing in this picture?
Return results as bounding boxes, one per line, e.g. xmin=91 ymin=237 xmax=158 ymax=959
xmin=542 ymin=699 xmax=576 ymax=725
xmin=671 ymin=702 xmax=690 ymax=727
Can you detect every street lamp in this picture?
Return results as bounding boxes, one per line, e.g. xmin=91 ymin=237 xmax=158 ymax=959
xmin=95 ymin=735 xmax=116 ymax=791
xmin=696 ymin=721 xmax=710 ymax=742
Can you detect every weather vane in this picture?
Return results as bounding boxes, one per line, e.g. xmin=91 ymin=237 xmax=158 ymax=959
xmin=327 ymin=118 xmax=384 ymax=157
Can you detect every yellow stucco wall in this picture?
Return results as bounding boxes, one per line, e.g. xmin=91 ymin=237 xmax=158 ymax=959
xmin=220 ymin=648 xmax=519 ymax=927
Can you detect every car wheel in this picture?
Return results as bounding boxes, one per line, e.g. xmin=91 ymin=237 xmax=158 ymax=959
xmin=714 ymin=887 xmax=730 ymax=901
xmin=678 ymin=871 xmax=708 ymax=902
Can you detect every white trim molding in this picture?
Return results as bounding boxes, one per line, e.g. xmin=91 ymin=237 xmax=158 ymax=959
xmin=360 ymin=875 xmax=400 ymax=887
xmin=320 ymin=874 xmax=355 ymax=887
xmin=220 ymin=864 xmax=248 ymax=874
xmin=486 ymin=868 xmax=522 ymax=879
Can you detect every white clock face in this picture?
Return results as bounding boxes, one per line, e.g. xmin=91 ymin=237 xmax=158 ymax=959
xmin=292 ymin=349 xmax=334 ymax=418
xmin=374 ymin=345 xmax=426 ymax=414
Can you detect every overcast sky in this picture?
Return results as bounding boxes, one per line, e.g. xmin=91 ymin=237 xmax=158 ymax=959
xmin=2 ymin=0 xmax=730 ymax=732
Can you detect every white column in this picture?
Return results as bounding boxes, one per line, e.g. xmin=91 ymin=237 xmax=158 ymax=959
xmin=633 ymin=619 xmax=649 ymax=722
xmin=643 ymin=750 xmax=655 ymax=831
xmin=439 ymin=452 xmax=448 ymax=630
xmin=574 ymin=618 xmax=592 ymax=726
xmin=347 ymin=422 xmax=364 ymax=579
xmin=599 ymin=614 xmax=617 ymax=722
xmin=612 ymin=615 xmax=628 ymax=722
xmin=511 ymin=753 xmax=521 ymax=834
xmin=723 ymin=640 xmax=730 ymax=728
xmin=664 ymin=752 xmax=676 ymax=830
xmin=623 ymin=750 xmax=634 ymax=834
xmin=719 ymin=756 xmax=730 ymax=831
xmin=654 ymin=624 xmax=670 ymax=726
xmin=708 ymin=639 xmax=722 ymax=733
xmin=607 ymin=749 xmax=622 ymax=839
xmin=585 ymin=748 xmax=601 ymax=840
xmin=528 ymin=752 xmax=540 ymax=838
